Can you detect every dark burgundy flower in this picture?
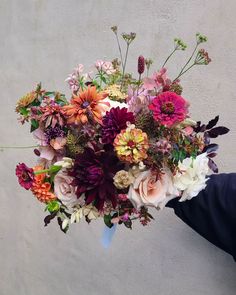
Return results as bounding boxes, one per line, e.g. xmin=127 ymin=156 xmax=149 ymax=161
xmin=70 ymin=148 xmax=124 ymax=211
xmin=16 ymin=163 xmax=35 ymax=190
xmin=138 ymin=55 xmax=145 ymax=75
xmin=102 ymin=107 xmax=135 ymax=144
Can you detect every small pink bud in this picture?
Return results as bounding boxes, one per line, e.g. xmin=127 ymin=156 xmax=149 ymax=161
xmin=138 ymin=55 xmax=145 ymax=75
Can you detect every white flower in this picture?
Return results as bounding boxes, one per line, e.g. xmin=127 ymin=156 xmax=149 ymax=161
xmin=54 ymin=170 xmax=78 ymax=208
xmin=128 ymin=169 xmax=179 ymax=209
xmin=174 ymin=153 xmax=209 ymax=201
xmin=103 ymin=98 xmax=128 ymax=110
xmin=54 ymin=157 xmax=74 ymax=169
xmin=70 ymin=204 xmax=100 ymax=224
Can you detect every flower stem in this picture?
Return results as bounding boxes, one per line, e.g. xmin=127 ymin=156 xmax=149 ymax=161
xmin=162 ymin=48 xmax=177 ymax=68
xmin=173 ymin=62 xmax=196 ymax=81
xmin=115 ymin=34 xmax=124 ymax=70
xmin=0 ymin=145 xmax=38 ymax=150
xmin=178 ymin=43 xmax=199 ymax=76
xmin=120 ymin=44 xmax=130 ymax=91
xmin=34 ymin=169 xmax=51 ymax=175
xmin=122 ymin=43 xmax=130 ymax=77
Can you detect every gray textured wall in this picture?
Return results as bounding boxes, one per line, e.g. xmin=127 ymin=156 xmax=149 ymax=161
xmin=0 ymin=1 xmax=235 ymax=294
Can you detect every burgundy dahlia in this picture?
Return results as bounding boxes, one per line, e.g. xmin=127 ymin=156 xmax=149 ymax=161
xmin=70 ymin=148 xmax=124 ymax=211
xmin=102 ymin=107 xmax=135 ymax=144
xmin=16 ymin=163 xmax=35 ymax=190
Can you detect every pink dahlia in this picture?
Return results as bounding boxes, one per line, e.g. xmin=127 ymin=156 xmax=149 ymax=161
xmin=16 ymin=163 xmax=35 ymax=190
xmin=149 ymin=91 xmax=189 ymax=126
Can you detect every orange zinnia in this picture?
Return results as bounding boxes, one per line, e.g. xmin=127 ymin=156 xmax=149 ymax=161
xmin=31 ymin=166 xmax=56 ymax=203
xmin=63 ymin=86 xmax=109 ymax=125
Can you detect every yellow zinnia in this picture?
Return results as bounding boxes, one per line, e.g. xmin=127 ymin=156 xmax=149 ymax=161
xmin=114 ymin=127 xmax=149 ymax=163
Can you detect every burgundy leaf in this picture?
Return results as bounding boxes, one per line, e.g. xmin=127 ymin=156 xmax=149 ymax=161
xmin=203 ymin=143 xmax=219 ymax=154
xmin=57 ymin=217 xmax=68 ymax=233
xmin=207 ymin=152 xmax=217 ymax=158
xmin=206 ymin=115 xmax=219 ymax=130
xmin=44 ymin=212 xmax=57 ymax=227
xmin=193 ymin=121 xmax=202 ymax=133
xmin=208 ymin=158 xmax=218 ymax=173
xmin=208 ymin=126 xmax=230 ymax=138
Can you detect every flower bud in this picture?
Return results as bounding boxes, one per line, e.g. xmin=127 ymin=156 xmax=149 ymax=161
xmin=138 ymin=55 xmax=145 ymax=75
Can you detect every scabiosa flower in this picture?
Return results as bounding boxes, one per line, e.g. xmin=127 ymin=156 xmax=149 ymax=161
xmin=114 ymin=126 xmax=149 ymax=163
xmin=63 ymin=86 xmax=109 ymax=125
xmin=15 ymin=163 xmax=35 ymax=190
xmin=149 ymin=91 xmax=189 ymax=127
xmin=44 ymin=127 xmax=66 ymax=144
xmin=102 ymin=107 xmax=135 ymax=144
xmin=70 ymin=148 xmax=124 ymax=211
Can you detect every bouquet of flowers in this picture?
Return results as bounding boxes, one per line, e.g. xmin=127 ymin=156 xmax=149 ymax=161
xmin=15 ymin=27 xmax=229 ymax=232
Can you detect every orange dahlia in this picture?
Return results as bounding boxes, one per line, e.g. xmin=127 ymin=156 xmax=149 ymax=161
xmin=63 ymin=86 xmax=109 ymax=125
xmin=31 ymin=166 xmax=56 ymax=203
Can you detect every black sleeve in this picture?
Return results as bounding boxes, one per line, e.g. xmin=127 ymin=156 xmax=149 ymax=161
xmin=167 ymin=173 xmax=236 ymax=260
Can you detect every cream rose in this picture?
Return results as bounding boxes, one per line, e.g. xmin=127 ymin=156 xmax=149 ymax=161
xmin=174 ymin=153 xmax=209 ymax=201
xmin=54 ymin=170 xmax=78 ymax=208
xmin=128 ymin=169 xmax=179 ymax=209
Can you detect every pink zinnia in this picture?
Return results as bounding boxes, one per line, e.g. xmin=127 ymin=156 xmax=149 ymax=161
xmin=16 ymin=163 xmax=35 ymax=190
xmin=149 ymin=91 xmax=189 ymax=126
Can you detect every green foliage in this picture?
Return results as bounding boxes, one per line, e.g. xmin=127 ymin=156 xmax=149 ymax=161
xmin=46 ymin=200 xmax=60 ymax=213
xmin=104 ymin=214 xmax=113 ymax=228
xmin=30 ymin=119 xmax=39 ymax=132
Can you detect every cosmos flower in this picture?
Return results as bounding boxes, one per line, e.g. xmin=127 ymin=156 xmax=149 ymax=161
xmin=102 ymin=107 xmax=135 ymax=144
xmin=149 ymin=91 xmax=189 ymax=126
xmin=63 ymin=86 xmax=109 ymax=125
xmin=143 ymin=68 xmax=172 ymax=92
xmin=114 ymin=125 xmax=149 ymax=163
xmin=15 ymin=163 xmax=35 ymax=190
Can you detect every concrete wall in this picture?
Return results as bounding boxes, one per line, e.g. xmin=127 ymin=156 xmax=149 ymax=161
xmin=0 ymin=1 xmax=235 ymax=294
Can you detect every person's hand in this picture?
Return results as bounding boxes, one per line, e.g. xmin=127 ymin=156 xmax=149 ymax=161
xmin=166 ymin=173 xmax=236 ymax=261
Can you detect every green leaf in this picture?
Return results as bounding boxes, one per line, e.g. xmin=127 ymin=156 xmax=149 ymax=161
xmin=19 ymin=107 xmax=29 ymax=116
xmin=30 ymin=119 xmax=39 ymax=132
xmin=101 ymin=76 xmax=107 ymax=83
xmin=46 ymin=201 xmax=60 ymax=213
xmin=50 ymin=165 xmax=62 ymax=173
xmin=123 ymin=218 xmax=132 ymax=229
xmin=104 ymin=214 xmax=113 ymax=228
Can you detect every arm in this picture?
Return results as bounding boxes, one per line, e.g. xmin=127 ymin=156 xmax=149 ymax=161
xmin=167 ymin=173 xmax=236 ymax=260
